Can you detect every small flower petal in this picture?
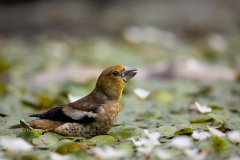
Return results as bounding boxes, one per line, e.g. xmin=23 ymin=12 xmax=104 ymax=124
xmin=137 ymin=145 xmax=154 ymax=154
xmin=134 ymin=88 xmax=150 ymax=100
xmin=207 ymin=34 xmax=227 ymax=52
xmin=144 ymin=129 xmax=161 ymax=140
xmin=195 ymin=102 xmax=212 ymax=113
xmin=228 ymin=156 xmax=240 ymax=160
xmin=131 ymin=138 xmax=147 ymax=147
xmin=132 ymin=132 xmax=160 ymax=155
xmin=0 ymin=138 xmax=33 ymax=152
xmin=171 ymin=136 xmax=193 ymax=148
xmin=50 ymin=152 xmax=70 ymax=160
xmin=227 ymin=130 xmax=240 ymax=143
xmin=192 ymin=130 xmax=211 ymax=140
xmin=144 ymin=129 xmax=150 ymax=136
xmin=0 ymin=151 xmax=7 ymax=160
xmin=184 ymin=148 xmax=206 ymax=160
xmin=155 ymin=149 xmax=173 ymax=160
xmin=207 ymin=126 xmax=225 ymax=137
xmin=148 ymin=132 xmax=160 ymax=139
xmin=92 ymin=146 xmax=126 ymax=159
xmin=67 ymin=93 xmax=82 ymax=103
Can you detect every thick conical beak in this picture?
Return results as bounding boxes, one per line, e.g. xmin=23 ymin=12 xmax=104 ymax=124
xmin=122 ymin=66 xmax=138 ymax=82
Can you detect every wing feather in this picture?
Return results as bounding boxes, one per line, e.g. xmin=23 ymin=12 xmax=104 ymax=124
xmin=30 ymin=102 xmax=105 ymax=124
xmin=62 ymin=106 xmax=98 ymax=120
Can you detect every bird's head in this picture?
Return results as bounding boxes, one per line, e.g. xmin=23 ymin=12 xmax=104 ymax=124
xmin=95 ymin=65 xmax=138 ymax=100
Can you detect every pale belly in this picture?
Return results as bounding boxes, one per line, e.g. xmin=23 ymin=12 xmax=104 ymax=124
xmin=53 ymin=113 xmax=120 ymax=137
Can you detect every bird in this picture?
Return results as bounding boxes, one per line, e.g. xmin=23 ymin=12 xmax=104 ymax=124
xmin=10 ymin=65 xmax=137 ymax=138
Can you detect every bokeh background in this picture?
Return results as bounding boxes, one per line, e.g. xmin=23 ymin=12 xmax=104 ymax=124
xmin=1 ymin=0 xmax=240 ymax=126
xmin=0 ymin=0 xmax=240 ymax=87
xmin=0 ymin=1 xmax=240 ymax=159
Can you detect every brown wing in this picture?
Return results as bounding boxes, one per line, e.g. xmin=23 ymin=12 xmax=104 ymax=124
xmin=29 ymin=101 xmax=104 ymax=124
xmin=62 ymin=102 xmax=105 ymax=121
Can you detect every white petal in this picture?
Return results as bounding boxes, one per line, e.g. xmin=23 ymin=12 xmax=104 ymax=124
xmin=92 ymin=147 xmax=106 ymax=158
xmin=137 ymin=146 xmax=154 ymax=154
xmin=0 ymin=151 xmax=7 ymax=160
xmin=143 ymin=129 xmax=160 ymax=141
xmin=195 ymin=102 xmax=212 ymax=113
xmin=50 ymin=152 xmax=70 ymax=160
xmin=92 ymin=146 xmax=125 ymax=159
xmin=184 ymin=148 xmax=206 ymax=160
xmin=134 ymin=88 xmax=150 ymax=100
xmin=154 ymin=149 xmax=172 ymax=159
xmin=192 ymin=131 xmax=211 ymax=140
xmin=207 ymin=34 xmax=227 ymax=52
xmin=207 ymin=126 xmax=225 ymax=137
xmin=227 ymin=130 xmax=240 ymax=143
xmin=0 ymin=138 xmax=33 ymax=152
xmin=144 ymin=129 xmax=150 ymax=136
xmin=67 ymin=93 xmax=82 ymax=103
xmin=148 ymin=132 xmax=161 ymax=140
xmin=131 ymin=138 xmax=146 ymax=146
xmin=171 ymin=136 xmax=192 ymax=148
xmin=228 ymin=156 xmax=240 ymax=160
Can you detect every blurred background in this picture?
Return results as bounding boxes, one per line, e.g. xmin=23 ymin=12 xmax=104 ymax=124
xmin=0 ymin=0 xmax=240 ymax=116
xmin=0 ymin=1 xmax=240 ymax=159
xmin=0 ymin=0 xmax=240 ymax=86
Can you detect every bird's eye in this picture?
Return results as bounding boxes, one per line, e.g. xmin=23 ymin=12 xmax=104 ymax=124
xmin=112 ymin=71 xmax=119 ymax=76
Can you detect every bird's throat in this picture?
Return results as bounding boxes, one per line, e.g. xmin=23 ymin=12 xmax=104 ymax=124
xmin=94 ymin=83 xmax=124 ymax=100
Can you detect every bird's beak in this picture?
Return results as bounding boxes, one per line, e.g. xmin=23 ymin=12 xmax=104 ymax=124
xmin=122 ymin=66 xmax=138 ymax=82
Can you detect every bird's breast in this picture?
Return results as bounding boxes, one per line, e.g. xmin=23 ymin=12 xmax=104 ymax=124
xmin=93 ymin=102 xmax=122 ymax=131
xmin=53 ymin=102 xmax=122 ymax=137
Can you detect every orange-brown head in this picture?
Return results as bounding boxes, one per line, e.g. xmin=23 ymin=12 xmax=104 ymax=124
xmin=95 ymin=65 xmax=137 ymax=100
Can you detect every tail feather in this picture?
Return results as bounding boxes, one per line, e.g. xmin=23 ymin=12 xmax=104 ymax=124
xmin=9 ymin=119 xmax=65 ymax=130
xmin=28 ymin=119 xmax=64 ymax=129
xmin=29 ymin=114 xmax=40 ymax=117
xmin=9 ymin=124 xmax=21 ymax=129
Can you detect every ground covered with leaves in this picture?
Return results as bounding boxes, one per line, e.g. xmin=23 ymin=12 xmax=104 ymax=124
xmin=0 ymin=35 xmax=240 ymax=160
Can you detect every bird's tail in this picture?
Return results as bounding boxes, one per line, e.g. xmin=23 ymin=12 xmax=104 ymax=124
xmin=9 ymin=124 xmax=21 ymax=129
xmin=9 ymin=114 xmax=42 ymax=129
xmin=29 ymin=114 xmax=40 ymax=117
xmin=9 ymin=119 xmax=65 ymax=130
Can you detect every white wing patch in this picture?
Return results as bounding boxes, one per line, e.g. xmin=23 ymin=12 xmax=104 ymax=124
xmin=62 ymin=106 xmax=97 ymax=120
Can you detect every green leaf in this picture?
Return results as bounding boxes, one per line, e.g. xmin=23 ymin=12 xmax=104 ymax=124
xmin=109 ymin=127 xmax=141 ymax=139
xmin=191 ymin=122 xmax=211 ymax=130
xmin=42 ymin=132 xmax=65 ymax=140
xmin=208 ymin=104 xmax=224 ymax=110
xmin=212 ymin=136 xmax=229 ymax=152
xmin=226 ymin=118 xmax=240 ymax=130
xmin=140 ymin=110 xmax=161 ymax=119
xmin=20 ymin=131 xmax=35 ymax=142
xmin=35 ymin=93 xmax=55 ymax=109
xmin=198 ymin=136 xmax=229 ymax=153
xmin=56 ymin=142 xmax=85 ymax=154
xmin=20 ymin=119 xmax=33 ymax=131
xmin=87 ymin=135 xmax=115 ymax=146
xmin=32 ymin=133 xmax=61 ymax=149
xmin=0 ymin=82 xmax=7 ymax=97
xmin=0 ymin=57 xmax=11 ymax=72
xmin=157 ymin=126 xmax=177 ymax=137
xmin=189 ymin=86 xmax=212 ymax=97
xmin=115 ymin=142 xmax=134 ymax=158
xmin=154 ymin=91 xmax=173 ymax=104
xmin=0 ymin=129 xmax=14 ymax=136
xmin=190 ymin=116 xmax=212 ymax=123
xmin=208 ymin=113 xmax=225 ymax=123
xmin=32 ymin=129 xmax=42 ymax=138
xmin=174 ymin=128 xmax=193 ymax=136
xmin=22 ymin=154 xmax=39 ymax=160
